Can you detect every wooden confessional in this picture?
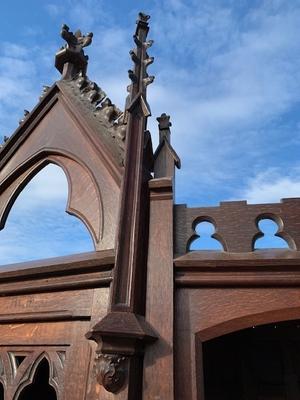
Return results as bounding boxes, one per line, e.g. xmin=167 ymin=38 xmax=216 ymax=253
xmin=1 ymin=11 xmax=300 ymax=400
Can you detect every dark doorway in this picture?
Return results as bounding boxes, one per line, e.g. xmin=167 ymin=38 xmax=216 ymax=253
xmin=203 ymin=320 xmax=300 ymax=400
xmin=18 ymin=358 xmax=57 ymax=400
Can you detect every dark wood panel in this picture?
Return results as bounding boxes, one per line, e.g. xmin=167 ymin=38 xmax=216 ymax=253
xmin=0 ymin=289 xmax=94 ymax=319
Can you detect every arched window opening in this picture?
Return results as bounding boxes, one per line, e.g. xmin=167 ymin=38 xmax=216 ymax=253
xmin=189 ymin=221 xmax=223 ymax=251
xmin=203 ymin=319 xmax=300 ymax=399
xmin=0 ymin=164 xmax=94 ymax=265
xmin=17 ymin=358 xmax=57 ymax=400
xmin=254 ymin=218 xmax=289 ymax=250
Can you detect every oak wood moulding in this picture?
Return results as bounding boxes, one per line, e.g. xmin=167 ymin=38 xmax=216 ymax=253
xmin=175 ymin=249 xmax=300 ymax=287
xmin=0 ymin=250 xmax=114 ymax=295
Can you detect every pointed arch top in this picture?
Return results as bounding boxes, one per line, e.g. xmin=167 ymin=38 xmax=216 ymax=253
xmin=0 ymin=75 xmax=125 ymax=251
xmin=0 ymin=76 xmax=126 ymax=182
xmin=14 ymin=353 xmax=59 ymax=400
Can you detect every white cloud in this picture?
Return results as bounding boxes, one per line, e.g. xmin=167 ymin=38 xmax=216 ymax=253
xmin=236 ymin=168 xmax=300 ymax=204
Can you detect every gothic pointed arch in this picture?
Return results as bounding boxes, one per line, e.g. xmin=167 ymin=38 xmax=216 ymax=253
xmin=0 ymin=152 xmax=103 ymax=248
xmin=14 ymin=356 xmax=57 ymax=400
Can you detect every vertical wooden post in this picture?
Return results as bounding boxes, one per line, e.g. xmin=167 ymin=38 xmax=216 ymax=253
xmin=143 ymin=115 xmax=180 ymax=399
xmin=143 ymin=177 xmax=175 ymax=399
xmin=86 ymin=13 xmax=157 ymax=399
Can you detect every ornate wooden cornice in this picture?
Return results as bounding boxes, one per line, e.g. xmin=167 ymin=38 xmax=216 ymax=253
xmin=86 ymin=12 xmax=157 ymax=396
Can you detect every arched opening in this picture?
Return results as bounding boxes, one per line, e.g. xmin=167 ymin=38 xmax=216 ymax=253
xmin=202 ymin=319 xmax=300 ymax=399
xmin=189 ymin=221 xmax=223 ymax=251
xmin=17 ymin=358 xmax=57 ymax=400
xmin=0 ymin=164 xmax=94 ymax=265
xmin=254 ymin=218 xmax=289 ymax=250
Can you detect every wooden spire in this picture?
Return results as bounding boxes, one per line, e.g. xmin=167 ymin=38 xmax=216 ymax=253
xmin=86 ymin=12 xmax=157 ymax=397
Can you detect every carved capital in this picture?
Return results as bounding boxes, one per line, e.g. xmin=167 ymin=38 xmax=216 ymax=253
xmin=94 ymin=353 xmax=127 ymax=393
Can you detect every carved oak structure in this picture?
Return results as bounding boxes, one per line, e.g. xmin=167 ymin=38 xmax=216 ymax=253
xmin=1 ymin=12 xmax=300 ymax=400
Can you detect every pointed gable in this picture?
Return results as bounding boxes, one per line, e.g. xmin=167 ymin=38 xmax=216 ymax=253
xmin=0 ymin=25 xmax=128 ymax=251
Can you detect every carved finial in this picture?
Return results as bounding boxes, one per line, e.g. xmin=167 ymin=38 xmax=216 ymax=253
xmin=157 ymin=113 xmax=171 ymax=142
xmin=154 ymin=113 xmax=181 ymax=177
xmin=61 ymin=24 xmax=93 ymax=50
xmin=137 ymin=12 xmax=150 ymax=24
xmin=55 ymin=24 xmax=93 ymax=80
xmin=125 ymin=11 xmax=154 ymax=117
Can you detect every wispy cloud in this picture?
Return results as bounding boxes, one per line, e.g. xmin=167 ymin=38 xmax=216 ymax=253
xmin=236 ymin=167 xmax=300 ymax=204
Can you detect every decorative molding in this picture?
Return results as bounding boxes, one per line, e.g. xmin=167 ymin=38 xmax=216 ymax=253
xmin=94 ymin=353 xmax=126 ymax=393
xmin=175 ymin=250 xmax=300 ymax=287
xmin=0 ymin=250 xmax=113 ymax=295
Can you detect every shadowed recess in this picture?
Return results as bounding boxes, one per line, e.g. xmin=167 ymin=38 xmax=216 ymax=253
xmin=17 ymin=358 xmax=57 ymax=400
xmin=0 ymin=164 xmax=94 ymax=265
xmin=203 ymin=320 xmax=300 ymax=400
xmin=190 ymin=221 xmax=223 ymax=251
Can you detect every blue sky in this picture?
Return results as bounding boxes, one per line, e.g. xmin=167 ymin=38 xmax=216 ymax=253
xmin=1 ymin=0 xmax=300 ymax=262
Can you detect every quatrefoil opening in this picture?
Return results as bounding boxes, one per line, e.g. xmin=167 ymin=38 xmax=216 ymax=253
xmin=254 ymin=215 xmax=292 ymax=250
xmin=189 ymin=219 xmax=224 ymax=251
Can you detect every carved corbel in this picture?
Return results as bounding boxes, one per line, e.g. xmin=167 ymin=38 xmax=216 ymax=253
xmin=94 ymin=353 xmax=126 ymax=393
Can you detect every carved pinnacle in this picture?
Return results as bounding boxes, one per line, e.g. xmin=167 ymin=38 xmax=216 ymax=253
xmin=157 ymin=113 xmax=171 ymax=143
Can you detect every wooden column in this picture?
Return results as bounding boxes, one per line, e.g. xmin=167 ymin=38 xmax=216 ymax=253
xmin=143 ymin=114 xmax=180 ymax=399
xmin=143 ymin=177 xmax=175 ymax=399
